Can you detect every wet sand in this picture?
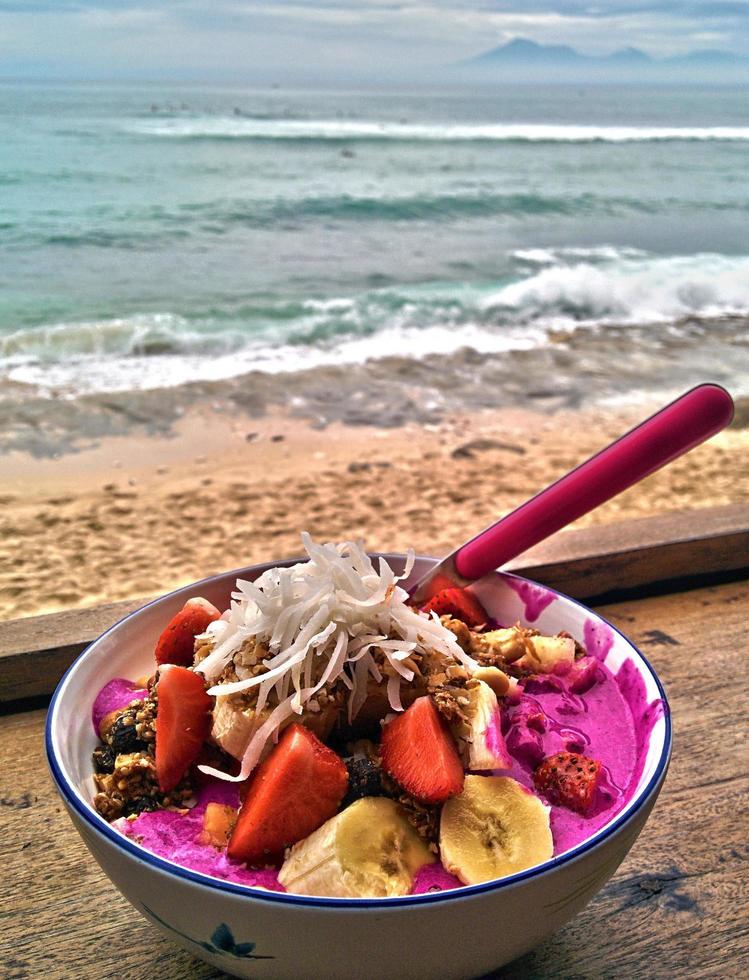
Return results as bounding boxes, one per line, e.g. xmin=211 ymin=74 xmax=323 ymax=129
xmin=1 ymin=400 xmax=746 ymax=621
xmin=2 ymin=314 xmax=747 ymax=460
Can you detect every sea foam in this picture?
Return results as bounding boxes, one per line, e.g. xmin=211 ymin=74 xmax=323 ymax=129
xmin=4 ymin=249 xmax=749 ymax=397
xmin=129 ymin=119 xmax=749 ymax=143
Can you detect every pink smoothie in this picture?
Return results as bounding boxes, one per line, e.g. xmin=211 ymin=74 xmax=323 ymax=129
xmin=503 ymin=658 xmax=639 ymax=854
xmin=115 ymin=777 xmax=284 ymax=891
xmin=104 ymin=652 xmax=663 ymax=894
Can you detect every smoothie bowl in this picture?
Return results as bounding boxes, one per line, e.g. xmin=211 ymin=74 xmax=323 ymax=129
xmin=46 ymin=538 xmax=671 ymax=980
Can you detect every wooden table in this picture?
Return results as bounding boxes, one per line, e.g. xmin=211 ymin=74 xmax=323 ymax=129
xmin=2 ymin=508 xmax=748 ymax=979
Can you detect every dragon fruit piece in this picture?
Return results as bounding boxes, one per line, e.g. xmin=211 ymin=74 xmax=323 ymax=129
xmin=505 ymin=702 xmax=547 ymax=768
xmin=454 ymin=680 xmax=513 ymax=771
xmin=568 ymin=657 xmax=602 ymax=694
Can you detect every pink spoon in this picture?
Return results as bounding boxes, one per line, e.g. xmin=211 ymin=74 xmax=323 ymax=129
xmin=408 ymin=383 xmax=734 ymax=604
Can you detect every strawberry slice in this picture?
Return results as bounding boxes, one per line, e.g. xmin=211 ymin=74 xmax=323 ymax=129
xmin=533 ymin=751 xmax=602 ymax=813
xmin=420 ymin=587 xmax=487 ymax=628
xmin=155 ymin=597 xmax=222 ymax=667
xmin=380 ymin=696 xmax=464 ymax=804
xmin=155 ymin=665 xmax=213 ymax=793
xmin=227 ymin=724 xmax=348 ymax=865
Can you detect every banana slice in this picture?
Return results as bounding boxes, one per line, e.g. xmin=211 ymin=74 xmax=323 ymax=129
xmin=211 ymin=695 xmax=258 ymax=760
xmin=440 ymin=775 xmax=552 ymax=885
xmin=278 ymin=797 xmax=435 ymax=898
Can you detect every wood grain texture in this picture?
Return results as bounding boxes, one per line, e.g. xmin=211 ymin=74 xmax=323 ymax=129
xmin=508 ymin=501 xmax=749 ymax=601
xmin=0 ymin=598 xmax=147 ymax=702
xmin=3 ymin=579 xmax=748 ymax=979
xmin=1 ymin=503 xmax=747 ymax=703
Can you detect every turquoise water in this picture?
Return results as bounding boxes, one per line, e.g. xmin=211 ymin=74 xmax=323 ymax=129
xmin=1 ymin=82 xmax=748 ymax=398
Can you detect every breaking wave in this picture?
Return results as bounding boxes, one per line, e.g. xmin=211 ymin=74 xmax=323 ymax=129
xmin=128 ymin=118 xmax=749 ymax=143
xmin=4 ymin=248 xmax=749 ymax=396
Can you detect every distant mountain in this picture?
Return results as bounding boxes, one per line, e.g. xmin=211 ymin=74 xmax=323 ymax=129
xmin=608 ymin=47 xmax=652 ymax=65
xmin=473 ymin=38 xmax=582 ymax=64
xmin=460 ymin=38 xmax=749 ymax=80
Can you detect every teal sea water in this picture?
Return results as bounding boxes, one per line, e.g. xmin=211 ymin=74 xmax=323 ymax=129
xmin=1 ymin=82 xmax=748 ymax=403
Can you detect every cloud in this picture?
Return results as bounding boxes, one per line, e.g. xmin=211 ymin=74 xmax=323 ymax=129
xmin=0 ymin=0 xmax=746 ymax=81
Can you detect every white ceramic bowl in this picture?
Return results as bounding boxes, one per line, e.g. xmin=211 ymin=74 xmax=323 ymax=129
xmin=47 ymin=555 xmax=671 ymax=980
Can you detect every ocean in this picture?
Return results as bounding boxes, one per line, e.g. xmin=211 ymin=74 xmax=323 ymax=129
xmin=1 ymin=81 xmax=748 ymax=429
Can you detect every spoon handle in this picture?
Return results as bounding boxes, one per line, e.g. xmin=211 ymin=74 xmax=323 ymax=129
xmin=454 ymin=383 xmax=734 ymax=581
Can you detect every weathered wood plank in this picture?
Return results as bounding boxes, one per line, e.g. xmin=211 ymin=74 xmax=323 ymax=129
xmin=0 ymin=504 xmax=746 ymax=703
xmin=508 ymin=501 xmax=749 ymax=600
xmin=2 ymin=579 xmax=748 ymax=979
xmin=0 ymin=598 xmax=147 ymax=702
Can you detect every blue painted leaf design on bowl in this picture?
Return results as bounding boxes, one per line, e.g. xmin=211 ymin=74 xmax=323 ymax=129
xmin=142 ymin=903 xmax=274 ymax=960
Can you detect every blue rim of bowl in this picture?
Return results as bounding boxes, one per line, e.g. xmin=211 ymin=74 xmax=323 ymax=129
xmin=46 ymin=558 xmax=672 ymax=909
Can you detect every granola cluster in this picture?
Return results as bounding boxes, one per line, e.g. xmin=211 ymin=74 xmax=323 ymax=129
xmin=383 ymin=775 xmax=440 ymax=851
xmin=92 ymin=693 xmax=193 ymax=821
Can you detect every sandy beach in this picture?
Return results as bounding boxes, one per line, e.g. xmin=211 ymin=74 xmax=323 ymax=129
xmin=1 ymin=396 xmax=746 ymax=622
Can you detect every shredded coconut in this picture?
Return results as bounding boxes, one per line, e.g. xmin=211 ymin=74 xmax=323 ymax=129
xmin=196 ymin=534 xmax=478 ymax=782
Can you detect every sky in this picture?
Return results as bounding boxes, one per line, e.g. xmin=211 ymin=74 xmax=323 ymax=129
xmin=0 ymin=1 xmax=747 ymax=82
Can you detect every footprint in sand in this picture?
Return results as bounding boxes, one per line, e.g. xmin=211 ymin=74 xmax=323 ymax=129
xmin=0 ymin=585 xmax=27 ymax=598
xmin=167 ymin=492 xmax=191 ymax=504
xmin=105 ymin=505 xmax=134 ymax=517
xmin=36 ymin=512 xmax=62 ymax=528
xmin=4 ymin=524 xmax=30 ymax=538
xmin=47 ymin=591 xmax=81 ymax=605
